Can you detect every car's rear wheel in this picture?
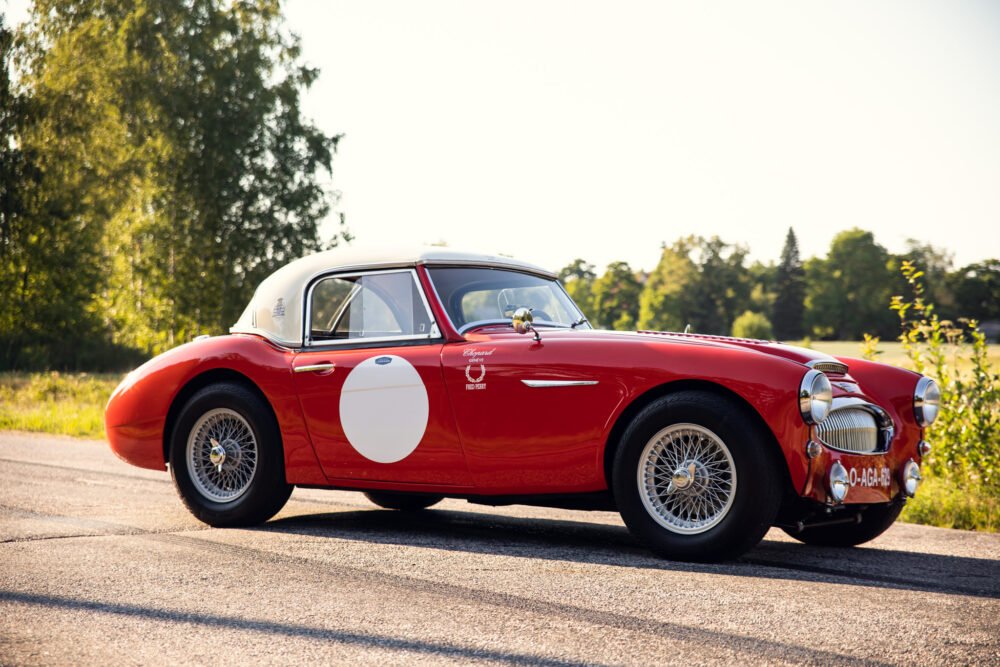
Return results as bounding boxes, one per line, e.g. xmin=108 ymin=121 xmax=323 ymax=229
xmin=364 ymin=491 xmax=443 ymax=511
xmin=612 ymin=391 xmax=782 ymax=562
xmin=169 ymin=382 xmax=291 ymax=527
xmin=781 ymin=502 xmax=903 ymax=547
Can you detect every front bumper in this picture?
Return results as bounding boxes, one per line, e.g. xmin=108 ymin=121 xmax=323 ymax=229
xmin=801 ymin=445 xmax=917 ymax=504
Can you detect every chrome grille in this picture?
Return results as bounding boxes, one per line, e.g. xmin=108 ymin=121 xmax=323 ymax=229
xmin=816 ymin=408 xmax=879 ymax=453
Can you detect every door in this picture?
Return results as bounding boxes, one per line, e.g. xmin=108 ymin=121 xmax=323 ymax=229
xmin=292 ymin=269 xmax=469 ymax=486
xmin=441 ymin=333 xmax=627 ymax=494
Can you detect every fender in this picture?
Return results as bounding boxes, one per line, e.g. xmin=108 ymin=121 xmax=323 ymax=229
xmin=105 ymin=334 xmax=326 ymax=485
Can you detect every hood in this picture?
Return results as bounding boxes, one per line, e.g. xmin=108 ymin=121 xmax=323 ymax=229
xmin=632 ymin=330 xmax=847 ymax=372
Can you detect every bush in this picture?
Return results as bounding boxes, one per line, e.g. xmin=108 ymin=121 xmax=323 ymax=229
xmin=870 ymin=261 xmax=1000 ymax=531
xmin=731 ymin=310 xmax=773 ymax=340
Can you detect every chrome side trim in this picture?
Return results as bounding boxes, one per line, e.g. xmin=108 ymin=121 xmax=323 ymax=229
xmin=806 ymin=358 xmax=849 ymax=374
xmin=294 ymin=363 xmax=336 ymax=373
xmin=521 ymin=380 xmax=599 ymax=388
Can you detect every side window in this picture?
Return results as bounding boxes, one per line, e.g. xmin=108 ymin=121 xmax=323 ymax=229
xmin=310 ymin=271 xmax=434 ymax=342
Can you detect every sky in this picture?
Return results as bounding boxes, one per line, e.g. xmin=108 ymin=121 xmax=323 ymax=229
xmin=6 ymin=1 xmax=1000 ymax=273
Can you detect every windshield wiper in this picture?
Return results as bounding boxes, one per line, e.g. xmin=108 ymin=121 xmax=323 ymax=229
xmin=570 ymin=317 xmax=589 ymax=329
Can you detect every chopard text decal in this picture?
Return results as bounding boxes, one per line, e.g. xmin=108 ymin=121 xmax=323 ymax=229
xmin=463 ymin=347 xmax=494 ymax=391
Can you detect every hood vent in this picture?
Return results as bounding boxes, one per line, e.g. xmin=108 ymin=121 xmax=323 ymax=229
xmin=806 ymin=359 xmax=849 ymax=375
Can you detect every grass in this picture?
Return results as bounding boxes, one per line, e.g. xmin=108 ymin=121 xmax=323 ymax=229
xmin=0 ymin=372 xmax=123 ymax=439
xmin=900 ymin=474 xmax=999 ymax=532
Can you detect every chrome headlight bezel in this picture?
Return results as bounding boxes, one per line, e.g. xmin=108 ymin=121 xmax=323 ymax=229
xmin=799 ymin=369 xmax=833 ymax=425
xmin=913 ymin=377 xmax=941 ymax=427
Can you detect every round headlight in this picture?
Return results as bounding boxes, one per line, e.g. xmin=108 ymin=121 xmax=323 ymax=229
xmin=914 ymin=377 xmax=941 ymax=426
xmin=799 ymin=370 xmax=833 ymax=424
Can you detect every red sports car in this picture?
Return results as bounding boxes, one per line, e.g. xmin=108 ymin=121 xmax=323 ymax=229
xmin=105 ymin=247 xmax=939 ymax=561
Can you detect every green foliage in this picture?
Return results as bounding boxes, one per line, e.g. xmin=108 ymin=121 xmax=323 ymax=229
xmin=591 ymin=261 xmax=641 ymax=330
xmin=638 ymin=237 xmax=698 ymax=332
xmin=772 ymin=227 xmax=805 ymax=339
xmin=867 ymin=260 xmax=1000 ymax=529
xmin=900 ymin=473 xmax=999 ymax=532
xmin=558 ymin=259 xmax=597 ymax=321
xmin=892 ymin=261 xmax=1000 ymax=494
xmin=950 ymin=260 xmax=1000 ymax=323
xmin=731 ymin=310 xmax=773 ymax=340
xmin=0 ymin=372 xmax=123 ymax=438
xmin=2 ymin=0 xmax=344 ymax=369
xmin=638 ymin=236 xmax=750 ymax=334
xmin=805 ymin=228 xmax=896 ymax=340
xmin=860 ymin=333 xmax=881 ymax=361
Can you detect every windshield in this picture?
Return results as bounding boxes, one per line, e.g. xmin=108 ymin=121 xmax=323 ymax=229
xmin=427 ymin=267 xmax=589 ymax=332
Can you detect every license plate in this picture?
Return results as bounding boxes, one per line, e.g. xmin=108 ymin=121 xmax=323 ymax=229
xmin=848 ymin=465 xmax=891 ymax=488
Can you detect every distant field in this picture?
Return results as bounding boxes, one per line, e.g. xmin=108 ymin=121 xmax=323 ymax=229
xmin=798 ymin=340 xmax=1000 ymax=377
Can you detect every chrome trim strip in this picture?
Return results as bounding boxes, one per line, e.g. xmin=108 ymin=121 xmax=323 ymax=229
xmin=418 ymin=259 xmax=557 ymax=279
xmin=294 ymin=363 xmax=336 ymax=373
xmin=521 ymin=380 xmax=599 ymax=388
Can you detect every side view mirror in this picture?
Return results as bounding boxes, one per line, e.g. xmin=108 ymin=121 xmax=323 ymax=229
xmin=512 ymin=307 xmax=541 ymax=342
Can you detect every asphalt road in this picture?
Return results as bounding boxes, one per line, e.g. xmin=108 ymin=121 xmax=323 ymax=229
xmin=1 ymin=433 xmax=998 ymax=666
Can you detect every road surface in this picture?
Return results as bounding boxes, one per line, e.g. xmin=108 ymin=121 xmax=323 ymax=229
xmin=1 ymin=432 xmax=998 ymax=665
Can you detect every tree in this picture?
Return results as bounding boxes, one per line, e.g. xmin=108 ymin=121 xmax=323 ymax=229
xmin=772 ymin=227 xmax=805 ymax=340
xmin=7 ymin=0 xmax=344 ymax=366
xmin=687 ymin=237 xmax=751 ymax=334
xmin=731 ymin=310 xmax=773 ymax=340
xmin=1 ymin=8 xmax=118 ymax=368
xmin=805 ymin=229 xmax=895 ymax=339
xmin=638 ymin=236 xmax=751 ymax=335
xmin=558 ymin=258 xmax=596 ymax=319
xmin=892 ymin=240 xmax=954 ymax=318
xmin=638 ymin=237 xmax=699 ymax=332
xmin=950 ymin=260 xmax=1000 ymax=324
xmin=591 ymin=261 xmax=641 ymax=330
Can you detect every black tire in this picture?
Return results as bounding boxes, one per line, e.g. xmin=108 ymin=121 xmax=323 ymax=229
xmin=781 ymin=503 xmax=903 ymax=547
xmin=169 ymin=382 xmax=292 ymax=527
xmin=612 ymin=391 xmax=783 ymax=562
xmin=363 ymin=491 xmax=444 ymax=511
xmin=365 ymin=491 xmax=444 ymax=512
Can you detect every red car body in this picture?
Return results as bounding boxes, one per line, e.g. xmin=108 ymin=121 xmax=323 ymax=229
xmin=105 ymin=247 xmax=935 ymax=559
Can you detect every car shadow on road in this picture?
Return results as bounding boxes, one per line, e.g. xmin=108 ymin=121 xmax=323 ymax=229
xmin=260 ymin=507 xmax=1000 ymax=600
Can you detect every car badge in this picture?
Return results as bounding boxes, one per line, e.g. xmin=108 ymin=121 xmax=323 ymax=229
xmin=375 ymin=356 xmax=392 ymax=366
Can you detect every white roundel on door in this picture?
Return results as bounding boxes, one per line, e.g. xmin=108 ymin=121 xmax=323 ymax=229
xmin=339 ymin=355 xmax=429 ymax=463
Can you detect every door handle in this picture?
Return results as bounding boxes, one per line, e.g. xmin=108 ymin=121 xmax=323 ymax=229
xmin=294 ymin=362 xmax=336 ymax=373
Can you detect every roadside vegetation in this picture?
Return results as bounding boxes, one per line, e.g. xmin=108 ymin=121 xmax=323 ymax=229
xmin=0 ymin=372 xmax=122 ymax=439
xmin=861 ymin=262 xmax=1000 ymax=532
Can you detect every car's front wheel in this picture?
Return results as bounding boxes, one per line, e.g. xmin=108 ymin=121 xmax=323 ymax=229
xmin=612 ymin=391 xmax=782 ymax=562
xmin=169 ymin=382 xmax=292 ymax=527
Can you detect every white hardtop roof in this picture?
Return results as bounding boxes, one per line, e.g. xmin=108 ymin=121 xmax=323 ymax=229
xmin=231 ymin=244 xmax=556 ymax=347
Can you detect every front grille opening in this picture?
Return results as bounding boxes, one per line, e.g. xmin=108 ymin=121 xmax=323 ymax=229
xmin=816 ymin=408 xmax=880 ymax=453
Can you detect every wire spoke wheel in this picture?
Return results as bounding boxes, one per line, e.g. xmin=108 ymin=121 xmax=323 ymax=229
xmin=637 ymin=423 xmax=737 ymax=535
xmin=186 ymin=408 xmax=258 ymax=503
